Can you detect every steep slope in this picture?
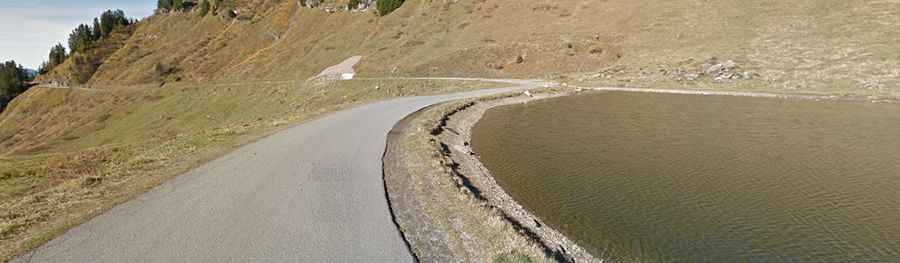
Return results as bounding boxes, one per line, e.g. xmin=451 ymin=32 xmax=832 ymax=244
xmin=33 ymin=26 xmax=136 ymax=87
xmin=89 ymin=0 xmax=621 ymax=85
xmin=86 ymin=0 xmax=898 ymax=95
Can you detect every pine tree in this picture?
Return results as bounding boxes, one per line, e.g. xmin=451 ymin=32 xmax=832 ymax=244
xmin=114 ymin=10 xmax=129 ymax=27
xmin=99 ymin=10 xmax=114 ymax=37
xmin=65 ymin=10 xmax=131 ymax=54
xmin=377 ymin=0 xmax=405 ymax=16
xmin=38 ymin=62 xmax=50 ymax=74
xmin=158 ymin=0 xmax=173 ymax=11
xmin=199 ymin=0 xmax=211 ymax=16
xmin=0 ymin=60 xmax=30 ymax=111
xmin=68 ymin=23 xmax=94 ymax=52
xmin=93 ymin=18 xmax=102 ymax=39
xmin=173 ymin=0 xmax=184 ymax=11
xmin=48 ymin=43 xmax=68 ymax=70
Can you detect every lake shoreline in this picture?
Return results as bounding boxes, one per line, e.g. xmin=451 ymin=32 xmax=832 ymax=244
xmin=384 ymin=87 xmax=607 ymax=262
xmin=384 ymin=84 xmax=898 ymax=262
xmin=588 ymin=86 xmax=900 ymax=104
xmin=434 ymin=90 xmax=606 ymax=262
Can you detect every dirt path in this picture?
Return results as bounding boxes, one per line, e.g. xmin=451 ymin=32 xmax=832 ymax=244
xmin=12 ymin=78 xmax=544 ymax=263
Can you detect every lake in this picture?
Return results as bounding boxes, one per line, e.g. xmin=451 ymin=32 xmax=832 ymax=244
xmin=472 ymin=91 xmax=900 ymax=262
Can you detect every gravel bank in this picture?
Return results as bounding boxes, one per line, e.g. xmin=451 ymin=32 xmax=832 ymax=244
xmin=384 ymin=88 xmax=605 ymax=262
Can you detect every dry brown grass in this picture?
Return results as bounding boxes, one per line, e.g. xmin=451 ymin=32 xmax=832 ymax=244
xmin=89 ymin=0 xmax=622 ymax=86
xmin=86 ymin=0 xmax=899 ymax=97
xmin=0 ymin=78 xmax=503 ymax=261
xmin=564 ymin=0 xmax=900 ymax=97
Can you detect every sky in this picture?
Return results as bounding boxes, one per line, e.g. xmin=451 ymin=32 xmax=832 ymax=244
xmin=0 ymin=0 xmax=156 ymax=69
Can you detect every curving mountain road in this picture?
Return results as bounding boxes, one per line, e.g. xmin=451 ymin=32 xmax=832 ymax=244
xmin=14 ymin=79 xmax=542 ymax=263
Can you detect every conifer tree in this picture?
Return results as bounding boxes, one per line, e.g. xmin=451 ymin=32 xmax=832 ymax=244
xmin=93 ymin=18 xmax=102 ymax=39
xmin=48 ymin=44 xmax=68 ymax=69
xmin=99 ymin=10 xmax=117 ymax=36
xmin=199 ymin=0 xmax=211 ymax=16
xmin=377 ymin=0 xmax=405 ymax=15
xmin=68 ymin=23 xmax=94 ymax=52
xmin=173 ymin=0 xmax=184 ymax=11
xmin=0 ymin=60 xmax=30 ymax=111
xmin=158 ymin=0 xmax=173 ymax=11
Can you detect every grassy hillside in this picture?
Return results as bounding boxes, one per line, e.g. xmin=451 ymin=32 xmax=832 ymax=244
xmin=2 ymin=0 xmax=899 ymax=260
xmin=33 ymin=26 xmax=136 ymax=87
xmin=571 ymin=0 xmax=900 ymax=97
xmin=85 ymin=0 xmax=898 ymax=96
xmin=89 ymin=0 xmax=621 ymax=85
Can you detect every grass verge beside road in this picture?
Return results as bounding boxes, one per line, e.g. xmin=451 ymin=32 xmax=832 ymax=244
xmin=0 ymin=79 xmax=504 ymax=261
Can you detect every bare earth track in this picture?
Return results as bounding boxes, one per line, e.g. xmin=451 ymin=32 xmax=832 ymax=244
xmin=12 ymin=79 xmax=542 ymax=263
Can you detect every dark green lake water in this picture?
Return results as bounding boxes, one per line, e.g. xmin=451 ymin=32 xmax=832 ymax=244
xmin=472 ymin=91 xmax=900 ymax=262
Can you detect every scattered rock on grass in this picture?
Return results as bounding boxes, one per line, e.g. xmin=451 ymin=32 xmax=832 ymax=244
xmin=82 ymin=177 xmax=102 ymax=187
xmin=579 ymin=57 xmax=761 ymax=83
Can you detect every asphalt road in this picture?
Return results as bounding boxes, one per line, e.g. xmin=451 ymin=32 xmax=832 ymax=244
xmin=14 ymin=79 xmax=541 ymax=263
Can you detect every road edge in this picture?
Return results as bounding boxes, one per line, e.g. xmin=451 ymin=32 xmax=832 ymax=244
xmin=382 ymin=88 xmax=605 ymax=262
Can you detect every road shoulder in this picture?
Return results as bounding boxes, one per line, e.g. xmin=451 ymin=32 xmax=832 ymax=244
xmin=383 ymin=88 xmax=603 ymax=262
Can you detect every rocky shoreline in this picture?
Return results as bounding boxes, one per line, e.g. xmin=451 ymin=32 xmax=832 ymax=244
xmin=384 ymin=88 xmax=606 ymax=263
xmin=433 ymin=91 xmax=605 ymax=262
